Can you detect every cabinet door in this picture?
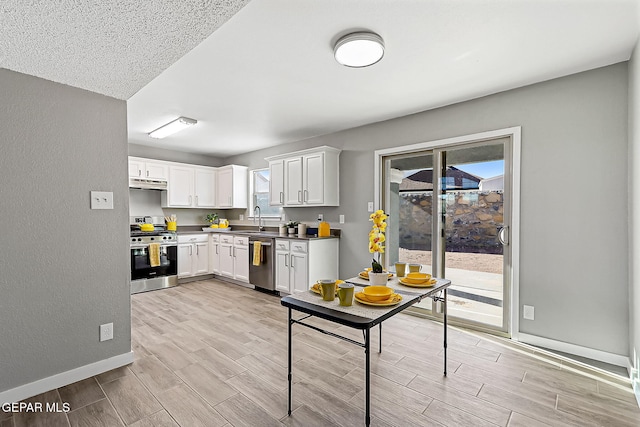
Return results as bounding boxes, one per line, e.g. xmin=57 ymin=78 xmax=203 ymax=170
xmin=177 ymin=244 xmax=193 ymax=277
xmin=210 ymin=243 xmax=220 ymax=274
xmin=284 ymin=157 xmax=303 ymax=205
xmin=128 ymin=159 xmax=144 ymax=178
xmin=217 ymin=167 xmax=233 ymax=207
xmin=194 ymin=242 xmax=209 ymax=275
xmin=290 ymin=252 xmax=308 ymax=294
xmin=144 ymin=161 xmax=168 ymax=180
xmin=275 ymin=251 xmax=291 ymax=293
xmin=219 ymin=244 xmax=234 ymax=278
xmin=303 ymin=152 xmax=324 ymax=205
xmin=194 ymin=167 xmax=216 ymax=208
xmin=269 ymin=160 xmax=285 ymax=206
xmin=234 ymin=245 xmax=249 ymax=282
xmin=167 ymin=165 xmax=194 ymax=207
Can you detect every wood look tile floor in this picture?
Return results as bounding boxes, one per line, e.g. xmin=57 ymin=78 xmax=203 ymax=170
xmin=5 ymin=279 xmax=640 ymax=426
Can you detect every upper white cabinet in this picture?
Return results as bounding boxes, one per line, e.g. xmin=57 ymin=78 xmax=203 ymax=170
xmin=163 ymin=164 xmax=217 ymax=208
xmin=266 ymin=146 xmax=341 ymax=207
xmin=128 ymin=157 xmax=168 ymax=180
xmin=216 ymin=165 xmax=248 ymax=209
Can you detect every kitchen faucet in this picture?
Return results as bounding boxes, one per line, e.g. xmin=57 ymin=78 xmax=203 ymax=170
xmin=254 ymin=205 xmax=264 ymax=231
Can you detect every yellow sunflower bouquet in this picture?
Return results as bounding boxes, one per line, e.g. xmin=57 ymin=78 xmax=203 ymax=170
xmin=368 ymin=209 xmax=388 ymax=273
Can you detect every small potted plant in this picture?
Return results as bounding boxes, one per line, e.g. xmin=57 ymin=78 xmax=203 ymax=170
xmin=286 ymin=220 xmax=299 ymax=235
xmin=206 ymin=213 xmax=219 ymax=228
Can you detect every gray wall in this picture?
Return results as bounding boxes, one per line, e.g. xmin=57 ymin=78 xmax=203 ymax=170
xmin=0 ymin=70 xmax=131 ymax=393
xmin=227 ymin=63 xmax=630 ymax=356
xmin=128 ymin=143 xmax=224 ymax=167
xmin=629 ymin=39 xmax=640 ymax=389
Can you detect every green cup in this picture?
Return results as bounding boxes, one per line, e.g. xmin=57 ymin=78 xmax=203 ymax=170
xmin=318 ymin=280 xmax=336 ymax=301
xmin=395 ymin=262 xmax=407 ymax=278
xmin=337 ymin=283 xmax=354 ymax=306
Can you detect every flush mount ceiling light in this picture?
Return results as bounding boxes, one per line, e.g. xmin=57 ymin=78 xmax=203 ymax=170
xmin=148 ymin=116 xmax=197 ymax=139
xmin=334 ymin=32 xmax=385 ymax=68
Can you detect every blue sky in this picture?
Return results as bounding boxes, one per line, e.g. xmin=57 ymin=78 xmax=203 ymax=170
xmin=456 ymin=160 xmax=504 ymax=179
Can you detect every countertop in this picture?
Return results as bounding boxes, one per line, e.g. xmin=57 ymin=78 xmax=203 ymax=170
xmin=175 ymin=226 xmax=340 ymax=240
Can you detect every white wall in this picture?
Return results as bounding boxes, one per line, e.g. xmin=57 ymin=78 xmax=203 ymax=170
xmin=227 ymin=63 xmax=630 ymax=358
xmin=0 ymin=70 xmax=131 ymax=397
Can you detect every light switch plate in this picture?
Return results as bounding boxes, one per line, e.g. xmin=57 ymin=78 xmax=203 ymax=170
xmin=91 ymin=191 xmax=114 ymax=210
xmin=339 ymin=214 xmax=345 ymax=224
xmin=367 ymin=202 xmax=374 ymax=212
xmin=100 ymin=323 xmax=113 ymax=341
xmin=523 ymin=305 xmax=535 ymax=320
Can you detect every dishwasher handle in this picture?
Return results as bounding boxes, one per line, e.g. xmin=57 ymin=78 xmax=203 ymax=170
xmin=249 ymin=241 xmax=272 ymax=247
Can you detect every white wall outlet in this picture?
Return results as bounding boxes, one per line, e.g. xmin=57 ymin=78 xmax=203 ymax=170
xmin=239 ymin=214 xmax=244 ymax=221
xmin=318 ymin=214 xmax=323 ymax=221
xmin=100 ymin=323 xmax=114 ymax=342
xmin=90 ymin=191 xmax=114 ymax=210
xmin=339 ymin=214 xmax=345 ymax=224
xmin=367 ymin=202 xmax=374 ymax=212
xmin=523 ymin=305 xmax=535 ymax=320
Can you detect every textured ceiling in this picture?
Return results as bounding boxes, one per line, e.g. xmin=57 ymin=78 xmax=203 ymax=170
xmin=0 ymin=0 xmax=251 ymax=100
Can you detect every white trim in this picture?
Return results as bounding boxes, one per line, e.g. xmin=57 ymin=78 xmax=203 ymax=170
xmin=0 ymin=351 xmax=134 ymax=404
xmin=517 ymin=333 xmax=629 ymax=369
xmin=374 ymin=126 xmax=521 ymax=337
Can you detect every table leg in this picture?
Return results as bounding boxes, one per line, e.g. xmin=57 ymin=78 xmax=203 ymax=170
xmin=365 ymin=326 xmax=371 ymax=426
xmin=288 ymin=307 xmax=292 ymax=415
xmin=379 ymin=323 xmax=382 ymax=353
xmin=443 ymin=289 xmax=448 ymax=376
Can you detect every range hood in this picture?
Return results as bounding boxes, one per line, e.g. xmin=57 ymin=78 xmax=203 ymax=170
xmin=129 ymin=177 xmax=167 ymax=190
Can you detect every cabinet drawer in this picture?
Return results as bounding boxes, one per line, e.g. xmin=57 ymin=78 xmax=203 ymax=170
xmin=178 ymin=234 xmax=208 ymax=243
xmin=275 ymin=239 xmax=290 ymax=252
xmin=290 ymin=241 xmax=308 ymax=254
xmin=220 ymin=235 xmax=234 ymax=244
xmin=210 ymin=234 xmax=219 ymax=243
xmin=234 ymin=236 xmax=249 ymax=246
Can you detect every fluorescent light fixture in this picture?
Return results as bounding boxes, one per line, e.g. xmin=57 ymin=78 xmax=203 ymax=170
xmin=334 ymin=32 xmax=384 ymax=68
xmin=148 ymin=117 xmax=197 ymax=139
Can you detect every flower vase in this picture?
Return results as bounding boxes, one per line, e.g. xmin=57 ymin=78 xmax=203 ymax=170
xmin=368 ymin=272 xmax=388 ymax=286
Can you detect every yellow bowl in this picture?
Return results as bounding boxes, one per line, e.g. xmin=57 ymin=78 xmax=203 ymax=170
xmin=362 ymin=286 xmax=393 ymax=302
xmin=406 ymin=272 xmax=431 ymax=280
xmin=139 ymin=224 xmax=154 ymax=232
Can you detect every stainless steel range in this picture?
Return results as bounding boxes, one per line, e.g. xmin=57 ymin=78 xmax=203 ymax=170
xmin=130 ymin=216 xmax=178 ymax=294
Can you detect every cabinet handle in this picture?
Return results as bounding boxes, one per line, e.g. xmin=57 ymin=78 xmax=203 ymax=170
xmin=303 ymin=190 xmax=308 ymax=202
xmin=285 ymin=254 xmax=288 ymax=267
xmin=196 ymin=245 xmax=199 ymax=256
xmin=229 ymin=246 xmax=232 ymax=256
xmin=233 ymin=247 xmax=236 ymax=258
xmin=189 ymin=246 xmax=193 ymax=255
xmin=280 ymin=191 xmax=284 ymax=204
xmin=216 ymin=245 xmax=219 ymax=254
xmin=291 ymin=254 xmax=295 ymax=268
xmin=297 ymin=191 xmax=302 ymax=203
xmin=195 ymin=195 xmax=199 ymax=206
xmin=146 ymin=170 xmax=149 ymax=177
xmin=138 ymin=169 xmax=142 ymax=177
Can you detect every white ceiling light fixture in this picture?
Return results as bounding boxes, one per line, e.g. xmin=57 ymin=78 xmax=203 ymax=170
xmin=334 ymin=31 xmax=385 ymax=68
xmin=148 ymin=117 xmax=197 ymax=139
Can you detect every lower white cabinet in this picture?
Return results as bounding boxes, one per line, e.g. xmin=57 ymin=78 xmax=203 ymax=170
xmin=210 ymin=234 xmax=220 ymax=274
xmin=178 ymin=234 xmax=209 ymax=278
xmin=217 ymin=234 xmax=249 ymax=283
xmin=275 ymin=238 xmax=339 ymax=294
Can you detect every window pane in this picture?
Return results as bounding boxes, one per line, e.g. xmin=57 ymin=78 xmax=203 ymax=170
xmin=255 ymin=193 xmax=281 ymax=216
xmin=255 ymin=170 xmax=270 ymax=193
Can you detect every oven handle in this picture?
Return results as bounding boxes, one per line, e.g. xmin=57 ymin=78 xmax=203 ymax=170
xmin=130 ymin=243 xmax=177 ymax=249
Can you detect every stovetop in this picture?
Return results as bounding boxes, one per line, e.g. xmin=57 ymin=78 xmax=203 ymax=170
xmin=130 ymin=229 xmax=176 ymax=245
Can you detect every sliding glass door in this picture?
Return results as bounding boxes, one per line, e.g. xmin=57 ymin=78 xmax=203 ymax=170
xmin=382 ymin=136 xmax=513 ymax=335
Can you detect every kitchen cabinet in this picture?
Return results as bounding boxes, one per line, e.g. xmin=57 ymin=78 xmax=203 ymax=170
xmin=177 ymin=234 xmax=209 ymax=278
xmin=216 ymin=165 xmax=248 ymax=209
xmin=217 ymin=234 xmax=249 ymax=283
xmin=233 ymin=236 xmax=249 ymax=282
xmin=128 ymin=157 xmax=169 ymax=180
xmin=266 ymin=146 xmax=341 ymax=207
xmin=162 ymin=164 xmax=217 ymax=208
xmin=210 ymin=234 xmax=220 ymax=274
xmin=275 ymin=238 xmax=339 ymax=294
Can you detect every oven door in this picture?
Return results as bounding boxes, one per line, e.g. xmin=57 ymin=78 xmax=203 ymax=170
xmin=131 ymin=244 xmax=178 ymax=281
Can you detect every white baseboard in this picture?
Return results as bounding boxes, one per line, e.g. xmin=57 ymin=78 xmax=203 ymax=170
xmin=0 ymin=351 xmax=134 ymax=404
xmin=516 ymin=333 xmax=629 ymax=371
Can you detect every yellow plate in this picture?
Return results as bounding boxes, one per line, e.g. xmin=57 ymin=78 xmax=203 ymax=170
xmin=399 ymin=278 xmax=437 ymax=288
xmin=354 ymin=292 xmax=402 ymax=306
xmin=310 ymin=280 xmax=344 ymax=295
xmin=358 ymin=272 xmax=394 ymax=280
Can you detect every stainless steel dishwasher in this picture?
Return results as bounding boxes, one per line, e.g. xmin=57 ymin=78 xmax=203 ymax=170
xmin=249 ymin=237 xmax=275 ymax=292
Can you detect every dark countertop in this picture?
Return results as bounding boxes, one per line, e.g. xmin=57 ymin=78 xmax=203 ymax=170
xmin=175 ymin=226 xmax=340 ymax=240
